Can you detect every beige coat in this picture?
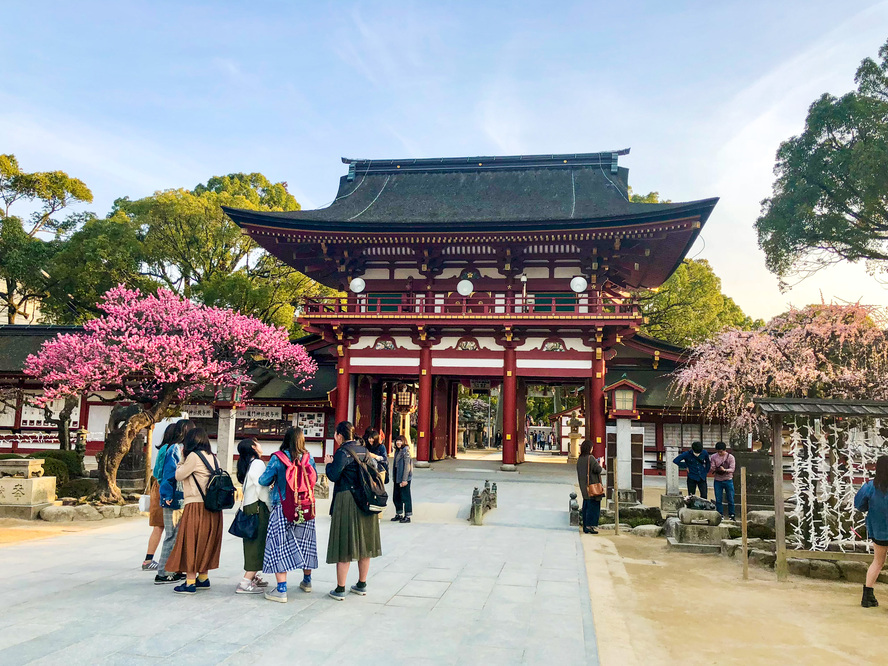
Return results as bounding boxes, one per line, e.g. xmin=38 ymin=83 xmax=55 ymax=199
xmin=175 ymin=451 xmax=215 ymax=506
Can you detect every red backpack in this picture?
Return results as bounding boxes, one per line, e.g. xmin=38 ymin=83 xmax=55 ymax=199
xmin=273 ymin=451 xmax=318 ymax=524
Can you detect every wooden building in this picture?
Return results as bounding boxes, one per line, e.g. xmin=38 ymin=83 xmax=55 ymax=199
xmin=224 ymin=151 xmax=719 ymax=471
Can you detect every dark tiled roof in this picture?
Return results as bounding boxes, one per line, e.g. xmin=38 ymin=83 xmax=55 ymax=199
xmin=607 ymin=369 xmax=677 ymax=408
xmin=249 ymin=363 xmax=337 ymax=401
xmin=754 ymin=398 xmax=888 ymax=417
xmin=0 ymin=326 xmax=81 ymax=373
xmin=223 ymin=151 xmax=718 ymax=231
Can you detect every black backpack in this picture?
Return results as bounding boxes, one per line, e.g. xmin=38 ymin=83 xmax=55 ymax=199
xmin=193 ymin=452 xmax=236 ymax=512
xmin=343 ymin=446 xmax=388 ymax=514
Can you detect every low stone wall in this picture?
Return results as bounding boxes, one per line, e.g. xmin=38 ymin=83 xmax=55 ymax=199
xmin=720 ymin=538 xmax=888 ymax=584
xmin=39 ymin=504 xmax=142 ymax=522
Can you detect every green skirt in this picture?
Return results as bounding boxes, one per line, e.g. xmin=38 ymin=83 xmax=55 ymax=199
xmin=242 ymin=501 xmax=270 ymax=572
xmin=326 ymin=490 xmax=382 ymax=564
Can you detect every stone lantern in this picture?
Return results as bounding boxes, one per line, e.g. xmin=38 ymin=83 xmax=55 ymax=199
xmin=603 ymin=374 xmax=646 ymax=505
xmin=394 ymin=383 xmax=418 ymax=458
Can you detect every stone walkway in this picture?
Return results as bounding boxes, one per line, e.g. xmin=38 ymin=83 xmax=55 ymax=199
xmin=0 ymin=459 xmax=598 ymax=665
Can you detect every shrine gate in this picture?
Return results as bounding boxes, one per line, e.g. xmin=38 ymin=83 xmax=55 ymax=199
xmin=224 ymin=151 xmax=717 ymax=469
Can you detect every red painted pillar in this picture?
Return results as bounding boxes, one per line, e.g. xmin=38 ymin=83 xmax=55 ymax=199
xmin=417 ymin=345 xmax=432 ymax=462
xmin=590 ymin=351 xmax=607 ymax=459
xmin=449 ymin=381 xmax=459 ymax=458
xmin=502 ymin=346 xmax=517 ymax=466
xmin=385 ymin=382 xmax=395 ymax=454
xmin=334 ymin=345 xmax=350 ymax=447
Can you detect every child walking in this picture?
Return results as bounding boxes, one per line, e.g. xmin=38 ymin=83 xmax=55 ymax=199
xmin=391 ymin=435 xmax=413 ymax=523
xmin=258 ymin=426 xmax=319 ymax=603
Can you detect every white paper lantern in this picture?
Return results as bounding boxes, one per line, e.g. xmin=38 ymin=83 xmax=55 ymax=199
xmin=569 ymin=276 xmax=588 ymax=293
xmin=349 ymin=277 xmax=366 ymax=293
xmin=456 ymin=279 xmax=474 ymax=297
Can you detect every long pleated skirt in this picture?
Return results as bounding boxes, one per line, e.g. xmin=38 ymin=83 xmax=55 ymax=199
xmin=326 ymin=490 xmax=382 ymax=564
xmin=241 ymin=501 xmax=270 ymax=572
xmin=164 ymin=502 xmax=223 ymax=573
xmin=263 ymin=503 xmax=318 ymax=573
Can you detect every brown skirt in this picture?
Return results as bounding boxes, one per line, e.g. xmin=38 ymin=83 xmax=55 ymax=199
xmin=164 ymin=502 xmax=223 ymax=573
xmin=148 ymin=478 xmax=164 ymax=528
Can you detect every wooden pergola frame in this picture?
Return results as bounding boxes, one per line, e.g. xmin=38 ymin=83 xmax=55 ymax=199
xmin=754 ymin=397 xmax=888 ymax=580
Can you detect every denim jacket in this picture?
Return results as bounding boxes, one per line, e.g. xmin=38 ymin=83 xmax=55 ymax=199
xmin=259 ymin=450 xmax=317 ymax=507
xmin=673 ymin=450 xmax=711 ymax=482
xmin=855 ymin=481 xmax=888 ymax=542
xmin=158 ymin=444 xmax=184 ymax=509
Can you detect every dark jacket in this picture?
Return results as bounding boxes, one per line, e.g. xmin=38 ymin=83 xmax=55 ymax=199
xmin=393 ymin=446 xmax=413 ymax=485
xmin=855 ymin=481 xmax=888 ymax=542
xmin=673 ymin=450 xmax=711 ymax=482
xmin=325 ymin=441 xmax=370 ymax=515
xmin=368 ymin=442 xmax=389 ymax=476
xmin=577 ymin=454 xmax=603 ymax=500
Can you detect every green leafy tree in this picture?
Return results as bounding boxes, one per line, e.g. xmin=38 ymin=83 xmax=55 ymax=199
xmin=41 ymin=212 xmax=153 ymax=323
xmin=637 ymin=259 xmax=763 ymax=346
xmin=107 ymin=172 xmax=333 ymax=331
xmin=0 ymin=154 xmax=92 ymax=324
xmin=755 ymin=39 xmax=888 ymax=284
xmin=629 ymin=188 xmax=670 ymax=204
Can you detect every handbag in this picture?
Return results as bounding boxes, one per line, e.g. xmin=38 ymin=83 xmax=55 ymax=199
xmin=228 ymin=506 xmax=259 ymax=540
xmin=138 ymin=479 xmax=152 ymax=513
xmin=587 ymin=456 xmax=605 ymax=498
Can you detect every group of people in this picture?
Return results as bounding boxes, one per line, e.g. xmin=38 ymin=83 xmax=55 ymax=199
xmin=571 ymin=438 xmax=888 ymax=612
xmin=673 ymin=441 xmax=736 ymax=519
xmin=571 ymin=440 xmax=745 ymax=532
xmin=140 ymin=419 xmax=414 ymax=603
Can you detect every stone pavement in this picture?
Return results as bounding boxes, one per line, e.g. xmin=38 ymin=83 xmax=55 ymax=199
xmin=0 ymin=458 xmax=598 ymax=665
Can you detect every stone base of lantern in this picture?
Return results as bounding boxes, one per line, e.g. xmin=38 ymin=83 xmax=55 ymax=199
xmin=0 ymin=475 xmax=57 ymax=520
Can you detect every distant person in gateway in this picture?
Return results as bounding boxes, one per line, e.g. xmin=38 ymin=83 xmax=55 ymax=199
xmin=672 ymin=441 xmax=711 ymax=499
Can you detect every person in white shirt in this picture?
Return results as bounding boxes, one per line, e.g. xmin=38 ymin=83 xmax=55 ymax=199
xmin=235 ymin=438 xmax=271 ymax=594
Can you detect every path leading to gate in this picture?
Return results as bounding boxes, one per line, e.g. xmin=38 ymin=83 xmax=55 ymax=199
xmin=0 ymin=459 xmax=598 ymax=665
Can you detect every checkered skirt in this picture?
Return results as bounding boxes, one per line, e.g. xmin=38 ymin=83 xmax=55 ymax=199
xmin=262 ymin=502 xmax=318 ymax=573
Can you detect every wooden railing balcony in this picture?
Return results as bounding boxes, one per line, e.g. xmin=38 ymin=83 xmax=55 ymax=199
xmin=301 ymin=294 xmax=642 ymax=323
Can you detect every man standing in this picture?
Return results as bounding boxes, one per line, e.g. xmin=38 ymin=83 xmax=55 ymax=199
xmin=673 ymin=441 xmax=711 ymax=499
xmin=710 ymin=441 xmax=736 ymax=520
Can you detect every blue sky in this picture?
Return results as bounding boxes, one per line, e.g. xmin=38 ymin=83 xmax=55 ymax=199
xmin=2 ymin=0 xmax=888 ymax=319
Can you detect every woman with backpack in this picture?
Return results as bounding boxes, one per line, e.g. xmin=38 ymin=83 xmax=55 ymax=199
xmin=234 ymin=438 xmax=270 ymax=595
xmin=154 ymin=418 xmax=194 ymax=584
xmin=324 ymin=421 xmax=383 ymax=601
xmin=854 ymin=455 xmax=888 ymax=608
xmin=165 ymin=427 xmax=224 ymax=595
xmin=258 ymin=426 xmax=319 ymax=603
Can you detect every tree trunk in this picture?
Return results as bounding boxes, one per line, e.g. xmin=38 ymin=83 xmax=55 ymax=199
xmin=94 ymin=388 xmax=177 ymax=503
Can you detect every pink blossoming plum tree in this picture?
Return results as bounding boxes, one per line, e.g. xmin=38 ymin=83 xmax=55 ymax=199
xmin=673 ymin=304 xmax=888 ymax=437
xmin=24 ymin=285 xmax=317 ymax=501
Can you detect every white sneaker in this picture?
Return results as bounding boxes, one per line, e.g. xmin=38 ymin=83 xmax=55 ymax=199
xmin=264 ymin=588 xmax=288 ymax=603
xmin=235 ymin=580 xmax=264 ymax=595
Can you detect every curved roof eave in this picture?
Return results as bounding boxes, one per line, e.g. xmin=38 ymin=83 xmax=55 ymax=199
xmin=222 ymin=197 xmax=719 ymax=234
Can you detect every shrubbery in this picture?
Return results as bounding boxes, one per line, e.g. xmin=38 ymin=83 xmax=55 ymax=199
xmin=29 ymin=450 xmax=83 ymax=478
xmin=56 ymin=478 xmax=97 ymax=498
xmin=599 ymin=516 xmax=660 ymax=527
xmin=41 ymin=458 xmax=70 ymax=485
xmin=0 ymin=453 xmax=23 ymax=460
